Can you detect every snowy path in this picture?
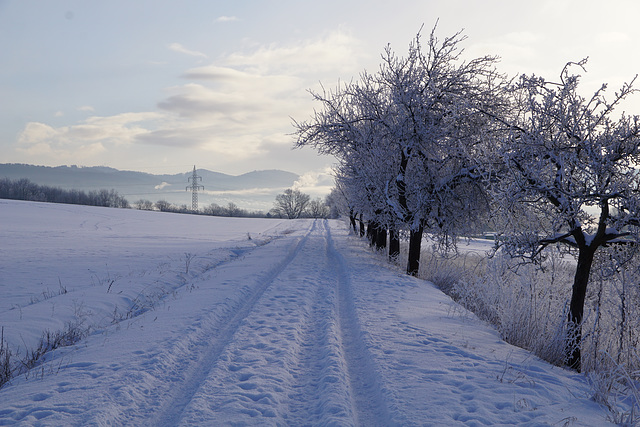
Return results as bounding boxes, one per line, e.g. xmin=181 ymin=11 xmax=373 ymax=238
xmin=150 ymin=219 xmax=391 ymax=425
xmin=0 ymin=202 xmax=611 ymax=425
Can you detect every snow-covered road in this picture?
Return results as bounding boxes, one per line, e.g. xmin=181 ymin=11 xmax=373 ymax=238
xmin=0 ymin=201 xmax=610 ymax=425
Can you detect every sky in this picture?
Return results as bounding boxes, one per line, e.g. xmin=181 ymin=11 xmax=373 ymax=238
xmin=2 ymin=1 xmax=640 ymax=192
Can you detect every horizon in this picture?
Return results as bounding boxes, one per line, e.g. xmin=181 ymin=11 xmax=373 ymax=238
xmin=0 ymin=162 xmax=334 ymax=211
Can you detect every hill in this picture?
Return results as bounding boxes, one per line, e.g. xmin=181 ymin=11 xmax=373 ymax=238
xmin=0 ymin=164 xmax=300 ymax=211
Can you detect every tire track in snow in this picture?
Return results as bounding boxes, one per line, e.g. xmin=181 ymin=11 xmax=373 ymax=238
xmin=108 ymin=233 xmax=283 ymax=324
xmin=325 ymin=220 xmax=393 ymax=426
xmin=149 ymin=220 xmax=318 ymax=426
xmin=285 ymin=219 xmax=354 ymax=425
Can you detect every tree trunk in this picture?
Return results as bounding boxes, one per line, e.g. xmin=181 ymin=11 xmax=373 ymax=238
xmin=349 ymin=209 xmax=357 ymax=233
xmin=376 ymin=227 xmax=387 ymax=250
xmin=359 ymin=214 xmax=365 ymax=237
xmin=389 ymin=227 xmax=400 ymax=261
xmin=407 ymin=224 xmax=424 ymax=276
xmin=396 ymin=151 xmax=409 ymax=222
xmin=566 ymin=246 xmax=596 ymax=372
xmin=367 ymin=221 xmax=377 ymax=246
xmin=367 ymin=221 xmax=387 ymax=251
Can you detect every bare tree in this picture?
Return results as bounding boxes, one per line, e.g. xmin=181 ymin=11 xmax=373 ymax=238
xmin=305 ymin=198 xmax=330 ymax=218
xmin=324 ymin=187 xmax=347 ymax=220
xmin=202 ymin=203 xmax=224 ymax=216
xmin=155 ymin=200 xmax=172 ymax=212
xmin=133 ymin=199 xmax=154 ymax=210
xmin=224 ymin=202 xmax=243 ymax=217
xmin=488 ymin=60 xmax=640 ymax=371
xmin=272 ymin=189 xmax=310 ymax=219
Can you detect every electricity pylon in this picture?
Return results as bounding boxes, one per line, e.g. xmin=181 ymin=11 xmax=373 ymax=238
xmin=186 ymin=165 xmax=204 ymax=211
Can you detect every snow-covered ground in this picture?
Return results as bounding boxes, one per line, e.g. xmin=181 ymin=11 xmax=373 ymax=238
xmin=0 ymin=200 xmax=611 ymax=425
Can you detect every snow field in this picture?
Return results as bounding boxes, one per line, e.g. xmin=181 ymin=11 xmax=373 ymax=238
xmin=0 ymin=200 xmax=289 ymax=352
xmin=0 ymin=200 xmax=612 ymax=425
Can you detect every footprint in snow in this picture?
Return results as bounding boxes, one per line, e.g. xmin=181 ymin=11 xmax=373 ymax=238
xmin=31 ymin=393 xmax=51 ymax=402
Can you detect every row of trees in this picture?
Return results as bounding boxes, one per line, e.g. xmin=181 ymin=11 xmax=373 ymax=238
xmin=132 ymin=199 xmax=265 ymax=217
xmin=0 ymin=178 xmax=332 ymax=220
xmin=0 ymin=178 xmax=129 ymax=208
xmin=296 ymin=29 xmax=501 ymax=275
xmin=134 ymin=190 xmax=333 ymax=219
xmin=295 ymin=26 xmax=640 ymax=372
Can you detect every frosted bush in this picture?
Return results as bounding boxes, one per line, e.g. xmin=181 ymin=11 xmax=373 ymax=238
xmin=421 ymin=249 xmax=571 ymax=366
xmin=420 ymin=245 xmax=640 ymax=373
xmin=417 ymin=243 xmax=640 ymax=422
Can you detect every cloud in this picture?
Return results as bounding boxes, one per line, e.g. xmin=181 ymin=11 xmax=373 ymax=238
xmin=216 ymin=16 xmax=238 ymax=22
xmin=223 ymin=30 xmax=364 ymax=76
xmin=136 ymin=121 xmax=271 ymax=161
xmin=78 ymin=105 xmax=95 ymax=112
xmin=155 ymin=182 xmax=171 ymax=190
xmin=182 ymin=65 xmax=254 ymax=82
xmin=292 ymin=167 xmax=335 ymax=196
xmin=160 ymin=72 xmax=301 ymax=117
xmin=167 ymin=43 xmax=208 ymax=59
xmin=148 ymin=31 xmax=363 ymax=159
xmin=157 ymin=82 xmax=263 ymax=118
xmin=148 ymin=64 xmax=306 ymax=158
xmin=17 ymin=122 xmax=59 ymax=150
xmin=17 ymin=112 xmax=163 ymax=159
xmin=17 ymin=131 xmax=106 ymax=160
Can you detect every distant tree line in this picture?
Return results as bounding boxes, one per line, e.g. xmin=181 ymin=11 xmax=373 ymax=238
xmin=133 ymin=198 xmax=268 ymax=218
xmin=1 ymin=178 xmax=334 ymax=220
xmin=0 ymin=177 xmax=129 ymax=208
xmin=137 ymin=189 xmax=334 ymax=219
xmin=203 ymin=202 xmax=266 ymax=218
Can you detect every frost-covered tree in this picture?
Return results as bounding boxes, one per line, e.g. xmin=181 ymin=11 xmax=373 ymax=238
xmin=202 ymin=202 xmax=225 ymax=216
xmin=294 ymin=71 xmax=397 ymax=244
xmin=324 ymin=187 xmax=348 ymax=220
xmin=155 ymin=200 xmax=172 ymax=212
xmin=375 ymin=29 xmax=500 ymax=273
xmin=133 ymin=199 xmax=154 ymax=210
xmin=272 ymin=189 xmax=311 ymax=219
xmin=221 ymin=202 xmax=239 ymax=217
xmin=0 ymin=178 xmax=129 ymax=208
xmin=305 ymin=197 xmax=330 ymax=218
xmin=488 ymin=60 xmax=640 ymax=371
xmin=334 ymin=155 xmax=395 ymax=251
